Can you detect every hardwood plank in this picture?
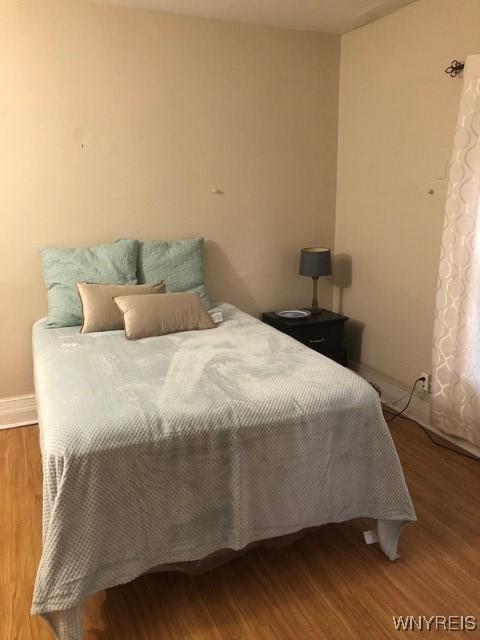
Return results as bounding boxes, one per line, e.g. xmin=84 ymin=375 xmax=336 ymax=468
xmin=1 ymin=418 xmax=479 ymax=639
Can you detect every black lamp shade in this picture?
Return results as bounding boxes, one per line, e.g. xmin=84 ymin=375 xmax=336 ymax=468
xmin=299 ymin=247 xmax=332 ymax=277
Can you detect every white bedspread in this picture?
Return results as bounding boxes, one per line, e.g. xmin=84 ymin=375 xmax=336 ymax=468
xmin=31 ymin=303 xmax=415 ymax=639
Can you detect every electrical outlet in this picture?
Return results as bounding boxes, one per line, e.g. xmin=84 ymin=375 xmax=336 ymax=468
xmin=420 ymin=371 xmax=431 ymax=393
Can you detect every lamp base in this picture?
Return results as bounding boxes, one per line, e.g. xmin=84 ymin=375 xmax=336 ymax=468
xmin=310 ymin=306 xmax=323 ymax=316
xmin=311 ymin=277 xmax=320 ymax=315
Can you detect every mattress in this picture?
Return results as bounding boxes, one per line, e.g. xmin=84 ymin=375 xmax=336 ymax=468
xmin=31 ymin=303 xmax=415 ymax=639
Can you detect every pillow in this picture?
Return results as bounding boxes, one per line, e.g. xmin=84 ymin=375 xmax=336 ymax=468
xmin=137 ymin=237 xmax=211 ymax=309
xmin=114 ymin=292 xmax=215 ymax=340
xmin=41 ymin=239 xmax=138 ymax=327
xmin=77 ymin=281 xmax=166 ymax=334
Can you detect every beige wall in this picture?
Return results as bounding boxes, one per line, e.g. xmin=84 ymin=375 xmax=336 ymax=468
xmin=1 ymin=1 xmax=339 ymax=397
xmin=335 ymin=0 xmax=480 ymax=388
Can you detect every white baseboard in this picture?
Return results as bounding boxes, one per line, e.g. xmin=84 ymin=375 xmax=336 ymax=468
xmin=0 ymin=394 xmax=37 ymax=430
xmin=351 ymin=361 xmax=480 ymax=459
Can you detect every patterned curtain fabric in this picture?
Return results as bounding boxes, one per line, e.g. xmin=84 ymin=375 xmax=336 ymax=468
xmin=431 ymin=55 xmax=480 ymax=447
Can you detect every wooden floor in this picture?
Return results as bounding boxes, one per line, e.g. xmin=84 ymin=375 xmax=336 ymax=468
xmin=1 ymin=417 xmax=479 ymax=639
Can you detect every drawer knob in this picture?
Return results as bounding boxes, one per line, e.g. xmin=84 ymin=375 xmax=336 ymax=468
xmin=308 ymin=338 xmax=326 ymax=343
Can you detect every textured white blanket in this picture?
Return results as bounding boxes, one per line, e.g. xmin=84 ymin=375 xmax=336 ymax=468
xmin=32 ymin=303 xmax=415 ymax=639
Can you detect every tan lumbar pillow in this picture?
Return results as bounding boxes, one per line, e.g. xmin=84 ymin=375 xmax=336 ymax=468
xmin=113 ymin=291 xmax=216 ymax=340
xmin=77 ymin=281 xmax=166 ymax=333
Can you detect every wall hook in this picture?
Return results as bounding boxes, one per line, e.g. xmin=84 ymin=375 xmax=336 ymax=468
xmin=445 ymin=59 xmax=465 ymax=78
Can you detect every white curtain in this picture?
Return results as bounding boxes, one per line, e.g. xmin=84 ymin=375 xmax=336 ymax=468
xmin=431 ymin=55 xmax=480 ymax=447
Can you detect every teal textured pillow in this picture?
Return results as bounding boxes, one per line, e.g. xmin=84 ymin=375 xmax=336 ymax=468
xmin=41 ymin=239 xmax=138 ymax=327
xmin=138 ymin=237 xmax=211 ymax=308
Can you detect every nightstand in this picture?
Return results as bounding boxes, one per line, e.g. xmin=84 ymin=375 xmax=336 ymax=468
xmin=261 ymin=309 xmax=349 ymax=365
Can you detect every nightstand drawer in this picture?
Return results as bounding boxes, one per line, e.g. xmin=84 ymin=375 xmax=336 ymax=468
xmin=297 ymin=336 xmax=341 ymax=355
xmin=288 ymin=323 xmax=344 ymax=353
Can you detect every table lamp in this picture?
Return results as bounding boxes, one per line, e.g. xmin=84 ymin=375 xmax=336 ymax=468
xmin=299 ymin=247 xmax=332 ymax=314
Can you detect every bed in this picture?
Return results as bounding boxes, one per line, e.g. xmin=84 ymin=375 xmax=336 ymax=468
xmin=31 ymin=302 xmax=416 ymax=639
